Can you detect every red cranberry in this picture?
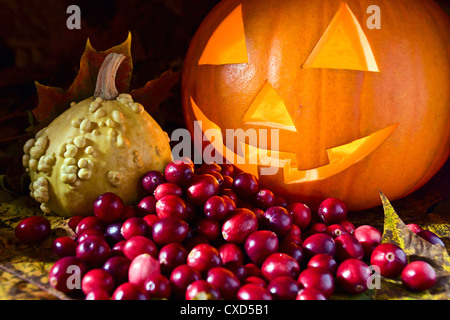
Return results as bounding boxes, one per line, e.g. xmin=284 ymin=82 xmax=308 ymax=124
xmin=261 ymin=206 xmax=293 ymax=237
xmin=15 ymin=216 xmax=51 ymax=244
xmin=406 ymin=223 xmax=423 ymax=233
xmin=296 ymin=288 xmax=327 ymax=300
xmin=184 ymin=234 xmax=209 ymax=252
xmin=165 ymin=160 xmax=194 ymax=186
xmin=278 ymin=241 xmax=304 ymax=266
xmin=244 ymin=276 xmax=267 ymax=288
xmin=194 ymin=219 xmax=220 ymax=241
xmin=287 ymin=203 xmax=312 ymax=231
xmin=298 ymin=267 xmax=334 ymax=299
xmin=186 ymin=174 xmax=220 ymax=206
xmin=354 ymin=225 xmax=382 ymax=258
xmin=334 ymin=234 xmax=364 ymax=262
xmin=218 ymin=243 xmax=244 ymax=265
xmin=220 ymin=163 xmax=235 ymax=177
xmin=154 ymin=182 xmax=183 ymax=200
xmin=102 ymin=256 xmax=130 ymax=286
xmin=152 ymin=217 xmax=190 ymax=246
xmin=121 ymin=217 xmax=149 ymax=239
xmin=77 ymin=228 xmax=104 ymax=244
xmin=197 ymin=162 xmax=222 ymax=174
xmin=370 ymin=243 xmax=407 ymax=278
xmin=274 ymin=196 xmax=288 ymax=207
xmin=76 ymin=237 xmax=111 ymax=268
xmin=75 ymin=216 xmax=105 ymax=235
xmin=222 ymin=208 xmax=258 ymax=244
xmin=302 ymin=233 xmax=336 ymax=259
xmin=111 ymin=240 xmax=126 ymax=256
xmin=170 ymin=264 xmax=201 ymax=297
xmin=68 ymin=216 xmax=84 ymax=231
xmin=267 ymin=276 xmax=301 ymax=300
xmin=254 ymin=189 xmax=276 ymax=210
xmin=104 ymin=222 xmax=125 ymax=245
xmin=318 ymin=198 xmax=347 ymax=225
xmin=307 ymin=253 xmax=337 ymax=275
xmin=123 ymin=235 xmax=158 ymax=261
xmin=143 ymin=274 xmax=171 ymax=299
xmin=185 ymin=280 xmax=221 ymax=300
xmin=302 ymin=222 xmax=327 ymax=239
xmin=282 ymin=224 xmax=302 ymax=246
xmin=336 ymin=259 xmax=371 ymax=294
xmin=81 ymin=268 xmax=114 ymax=295
xmin=85 ymin=288 xmax=110 ymax=300
xmin=121 ymin=205 xmax=137 ymax=220
xmin=237 ymin=283 xmax=272 ymax=300
xmin=401 ymin=261 xmax=436 ymax=292
xmin=219 ymin=188 xmax=238 ymax=204
xmin=143 ymin=214 xmax=159 ymax=229
xmin=159 ymin=242 xmax=188 ymax=275
xmin=206 ymin=267 xmax=241 ymax=300
xmin=112 ymin=282 xmax=148 ymax=300
xmin=142 ymin=170 xmax=166 ymax=195
xmin=244 ymin=230 xmax=279 ymax=265
xmin=187 ymin=244 xmax=222 ymax=275
xmin=204 ymin=196 xmax=230 ymax=221
xmin=49 ymin=256 xmax=88 ymax=293
xmin=244 ymin=263 xmax=263 ymax=278
xmin=137 ymin=196 xmax=157 ymax=217
xmin=93 ymin=192 xmax=124 ymax=223
xmin=155 ymin=195 xmax=188 ymax=220
xmin=223 ymin=260 xmax=247 ymax=282
xmin=416 ymin=230 xmax=445 ymax=247
xmin=128 ymin=253 xmax=161 ymax=287
xmin=233 ymin=172 xmax=259 ymax=199
xmin=52 ymin=236 xmax=77 ymax=258
xmin=221 ymin=175 xmax=234 ymax=189
xmin=208 ymin=171 xmax=224 ymax=186
xmin=340 ymin=221 xmax=356 ymax=234
xmin=325 ymin=224 xmax=349 ymax=239
xmin=261 ymin=253 xmax=300 ymax=281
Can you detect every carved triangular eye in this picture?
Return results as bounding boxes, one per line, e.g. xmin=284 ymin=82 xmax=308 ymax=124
xmin=198 ymin=4 xmax=248 ymax=65
xmin=303 ymin=3 xmax=379 ymax=72
xmin=243 ymin=81 xmax=297 ymax=132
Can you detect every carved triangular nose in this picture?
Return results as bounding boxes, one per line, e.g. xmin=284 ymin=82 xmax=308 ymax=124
xmin=303 ymin=3 xmax=379 ymax=72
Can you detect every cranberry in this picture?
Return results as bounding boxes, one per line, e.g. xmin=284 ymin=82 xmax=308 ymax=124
xmin=222 ymin=208 xmax=258 ymax=244
xmin=298 ymin=267 xmax=334 ymax=298
xmin=197 ymin=162 xmax=222 ymax=174
xmin=194 ymin=219 xmax=220 ymax=241
xmin=233 ymin=172 xmax=259 ymax=199
xmin=223 ymin=260 xmax=247 ymax=282
xmin=220 ymin=163 xmax=235 ymax=177
xmin=121 ymin=217 xmax=149 ymax=239
xmin=111 ymin=240 xmax=127 ymax=257
xmin=123 ymin=235 xmax=158 ymax=261
xmin=15 ymin=216 xmax=51 ymax=244
xmin=340 ymin=221 xmax=356 ymax=234
xmin=244 ymin=276 xmax=267 ymax=288
xmin=267 ymin=276 xmax=301 ymax=300
xmin=142 ymin=170 xmax=166 ymax=195
xmin=302 ymin=222 xmax=327 ymax=239
xmin=52 ymin=236 xmax=77 ymax=258
xmin=208 ymin=171 xmax=224 ymax=186
xmin=85 ymin=288 xmax=110 ymax=300
xmin=218 ymin=243 xmax=244 ymax=265
xmin=325 ymin=224 xmax=349 ymax=239
xmin=154 ymin=182 xmax=183 ymax=200
xmin=159 ymin=242 xmax=188 ymax=275
xmin=77 ymin=229 xmax=104 ymax=244
xmin=75 ymin=216 xmax=104 ymax=236
xmin=170 ymin=264 xmax=201 ymax=297
xmin=278 ymin=241 xmax=304 ymax=266
xmin=406 ymin=223 xmax=423 ymax=234
xmin=68 ymin=216 xmax=84 ymax=231
xmin=401 ymin=261 xmax=436 ymax=292
xmin=261 ymin=253 xmax=300 ymax=281
xmin=221 ymin=175 xmax=234 ymax=189
xmin=219 ymin=188 xmax=238 ymax=204
xmin=48 ymin=256 xmax=88 ymax=293
xmin=287 ymin=202 xmax=312 ymax=231
xmin=244 ymin=230 xmax=279 ymax=265
xmin=143 ymin=214 xmax=159 ymax=229
xmin=204 ymin=196 xmax=230 ymax=221
xmin=302 ymin=233 xmax=336 ymax=259
xmin=296 ymin=288 xmax=327 ymax=300
xmin=165 ymin=160 xmax=194 ymax=186
xmin=81 ymin=268 xmax=114 ymax=295
xmin=244 ymin=263 xmax=263 ymax=278
xmin=334 ymin=234 xmax=364 ymax=262
xmin=336 ymin=259 xmax=371 ymax=294
xmin=186 ymin=174 xmax=220 ymax=206
xmin=416 ymin=230 xmax=445 ymax=247
xmin=354 ymin=225 xmax=382 ymax=258
xmin=187 ymin=244 xmax=222 ymax=275
xmin=206 ymin=267 xmax=241 ymax=300
xmin=307 ymin=253 xmax=337 ymax=275
xmin=102 ymin=256 xmax=130 ymax=286
xmin=129 ymin=253 xmax=161 ymax=287
xmin=136 ymin=195 xmax=157 ymax=217
xmin=104 ymin=222 xmax=125 ymax=245
xmin=112 ymin=282 xmax=148 ymax=300
xmin=282 ymin=224 xmax=302 ymax=246
xmin=370 ymin=243 xmax=407 ymax=278
xmin=93 ymin=192 xmax=124 ymax=223
xmin=184 ymin=234 xmax=210 ymax=252
xmin=143 ymin=274 xmax=171 ymax=299
xmin=318 ymin=198 xmax=347 ymax=225
xmin=274 ymin=196 xmax=289 ymax=207
xmin=156 ymin=195 xmax=188 ymax=221
xmin=121 ymin=205 xmax=137 ymax=220
xmin=237 ymin=283 xmax=272 ymax=300
xmin=261 ymin=206 xmax=293 ymax=237
xmin=76 ymin=237 xmax=111 ymax=268
xmin=254 ymin=189 xmax=276 ymax=210
xmin=152 ymin=217 xmax=190 ymax=246
xmin=185 ymin=280 xmax=221 ymax=300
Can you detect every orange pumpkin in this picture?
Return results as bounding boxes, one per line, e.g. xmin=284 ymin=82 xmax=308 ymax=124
xmin=181 ymin=0 xmax=450 ymax=211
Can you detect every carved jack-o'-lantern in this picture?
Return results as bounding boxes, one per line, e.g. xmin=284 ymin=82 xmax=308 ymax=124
xmin=182 ymin=0 xmax=450 ymax=211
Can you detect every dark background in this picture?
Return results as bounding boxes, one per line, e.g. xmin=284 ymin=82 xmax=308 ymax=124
xmin=0 ymin=0 xmax=449 ymax=220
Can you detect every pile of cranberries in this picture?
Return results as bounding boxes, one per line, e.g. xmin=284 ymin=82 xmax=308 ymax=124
xmin=16 ymin=160 xmax=442 ymax=300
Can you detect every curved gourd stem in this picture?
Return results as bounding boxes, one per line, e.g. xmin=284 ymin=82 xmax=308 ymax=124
xmin=94 ymin=53 xmax=126 ymax=100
